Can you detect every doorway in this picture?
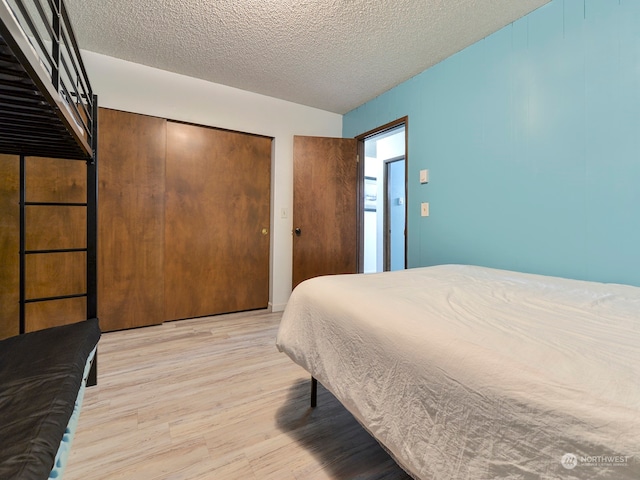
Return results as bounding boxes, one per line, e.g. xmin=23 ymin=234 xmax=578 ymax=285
xmin=361 ymin=122 xmax=406 ymax=273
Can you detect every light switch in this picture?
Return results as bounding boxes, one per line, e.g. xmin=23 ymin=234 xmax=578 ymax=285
xmin=420 ymin=169 xmax=429 ymax=184
xmin=280 ymin=208 xmax=288 ymax=219
xmin=421 ymin=202 xmax=429 ymax=217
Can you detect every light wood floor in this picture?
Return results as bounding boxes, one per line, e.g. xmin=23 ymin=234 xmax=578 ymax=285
xmin=65 ymin=310 xmax=412 ymax=480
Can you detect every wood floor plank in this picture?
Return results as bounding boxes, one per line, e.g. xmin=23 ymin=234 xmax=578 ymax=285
xmin=65 ymin=310 xmax=411 ymax=480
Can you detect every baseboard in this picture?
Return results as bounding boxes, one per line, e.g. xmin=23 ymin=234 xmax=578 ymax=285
xmin=268 ymin=302 xmax=287 ymax=312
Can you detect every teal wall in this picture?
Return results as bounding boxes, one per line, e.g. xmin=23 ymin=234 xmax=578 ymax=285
xmin=343 ymin=0 xmax=640 ymax=286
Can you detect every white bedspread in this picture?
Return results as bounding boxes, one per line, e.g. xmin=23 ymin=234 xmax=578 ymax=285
xmin=276 ymin=265 xmax=640 ymax=479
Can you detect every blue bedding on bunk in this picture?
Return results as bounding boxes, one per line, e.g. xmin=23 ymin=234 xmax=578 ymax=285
xmin=0 ymin=319 xmax=100 ymax=480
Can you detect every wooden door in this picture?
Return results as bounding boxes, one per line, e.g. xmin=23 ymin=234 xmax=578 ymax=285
xmin=98 ymin=108 xmax=166 ymax=331
xmin=164 ymin=122 xmax=271 ymax=321
xmin=292 ymin=136 xmax=358 ymax=288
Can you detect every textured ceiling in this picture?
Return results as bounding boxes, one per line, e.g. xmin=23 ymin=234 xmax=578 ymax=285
xmin=64 ymin=0 xmax=550 ymax=114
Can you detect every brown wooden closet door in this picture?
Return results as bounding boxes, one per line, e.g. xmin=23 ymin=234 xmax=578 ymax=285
xmin=0 ymin=154 xmax=19 ymax=339
xmin=98 ymin=108 xmax=166 ymax=331
xmin=292 ymin=136 xmax=358 ymax=288
xmin=164 ymin=122 xmax=271 ymax=321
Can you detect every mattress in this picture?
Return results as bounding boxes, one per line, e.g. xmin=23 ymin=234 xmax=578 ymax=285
xmin=276 ymin=265 xmax=640 ymax=479
xmin=0 ymin=318 xmax=101 ymax=480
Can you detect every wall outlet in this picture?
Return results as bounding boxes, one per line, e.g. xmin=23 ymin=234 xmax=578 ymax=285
xmin=421 ymin=202 xmax=429 ymax=217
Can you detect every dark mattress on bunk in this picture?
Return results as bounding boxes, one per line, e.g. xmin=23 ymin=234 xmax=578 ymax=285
xmin=0 ymin=318 xmax=100 ymax=480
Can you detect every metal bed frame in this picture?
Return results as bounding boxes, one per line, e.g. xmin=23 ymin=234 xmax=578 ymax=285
xmin=0 ymin=0 xmax=98 ymax=383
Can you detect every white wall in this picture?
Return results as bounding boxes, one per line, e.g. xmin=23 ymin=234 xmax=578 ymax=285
xmin=83 ymin=51 xmax=343 ymax=311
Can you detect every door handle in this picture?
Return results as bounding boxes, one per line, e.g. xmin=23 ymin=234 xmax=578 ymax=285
xmin=294 ymin=227 xmax=301 ymax=236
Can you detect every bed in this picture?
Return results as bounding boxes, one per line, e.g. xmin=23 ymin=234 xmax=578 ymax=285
xmin=0 ymin=0 xmax=99 ymax=478
xmin=0 ymin=319 xmax=100 ymax=479
xmin=276 ymin=264 xmax=640 ymax=479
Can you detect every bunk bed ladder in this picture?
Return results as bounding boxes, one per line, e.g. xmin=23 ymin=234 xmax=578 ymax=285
xmin=19 ymin=158 xmax=89 ymax=332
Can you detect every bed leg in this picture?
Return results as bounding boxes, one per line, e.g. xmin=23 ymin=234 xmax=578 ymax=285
xmin=310 ymin=376 xmax=317 ymax=408
xmin=87 ymin=352 xmax=97 ymax=387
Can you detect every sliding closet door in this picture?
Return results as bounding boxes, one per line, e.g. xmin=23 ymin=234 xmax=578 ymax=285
xmin=164 ymin=122 xmax=271 ymax=321
xmin=98 ymin=108 xmax=166 ymax=331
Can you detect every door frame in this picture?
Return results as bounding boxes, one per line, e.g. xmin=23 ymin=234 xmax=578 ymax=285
xmin=356 ymin=116 xmax=408 ymax=273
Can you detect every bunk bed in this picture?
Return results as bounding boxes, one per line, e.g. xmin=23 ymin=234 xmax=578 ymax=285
xmin=0 ymin=0 xmax=100 ymax=479
xmin=277 ymin=265 xmax=640 ymax=479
